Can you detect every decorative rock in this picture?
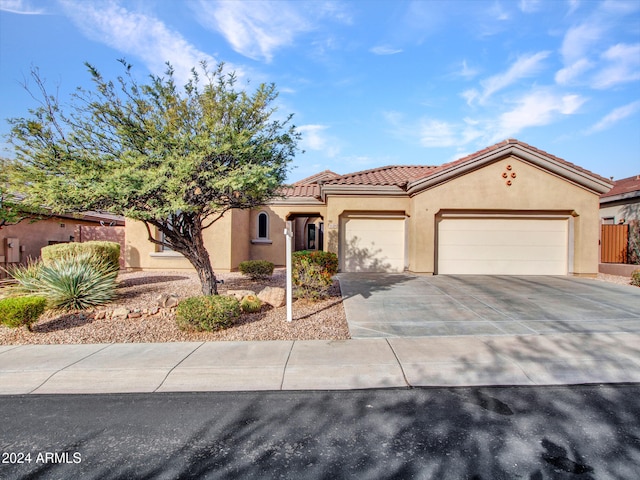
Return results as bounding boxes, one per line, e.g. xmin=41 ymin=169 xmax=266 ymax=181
xmin=128 ymin=312 xmax=143 ymax=319
xmin=112 ymin=307 xmax=130 ymax=319
xmin=149 ymin=306 xmax=160 ymax=316
xmin=258 ymin=286 xmax=286 ymax=308
xmin=156 ymin=293 xmax=180 ymax=308
xmin=227 ymin=289 xmax=256 ymax=301
xmin=94 ymin=311 xmax=106 ymax=320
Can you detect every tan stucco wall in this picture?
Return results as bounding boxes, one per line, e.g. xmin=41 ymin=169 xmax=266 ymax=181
xmin=324 ymin=195 xmax=410 ymax=255
xmin=409 ymin=156 xmax=601 ymax=275
xmin=125 ymin=205 xmax=328 ymax=271
xmin=126 ymin=211 xmax=240 ymax=272
xmin=248 ymin=205 xmax=327 ymax=265
xmin=124 ymin=156 xmax=602 ymax=276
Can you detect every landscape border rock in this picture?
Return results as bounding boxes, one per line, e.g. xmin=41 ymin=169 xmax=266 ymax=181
xmin=258 ymin=286 xmax=286 ymax=308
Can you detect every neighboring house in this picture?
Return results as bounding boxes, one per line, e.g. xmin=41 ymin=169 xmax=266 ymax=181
xmin=599 ymin=175 xmax=640 ymax=224
xmin=599 ymin=175 xmax=640 ymax=269
xmin=1 ymin=212 xmax=125 ymax=271
xmin=125 ymin=139 xmax=612 ymax=277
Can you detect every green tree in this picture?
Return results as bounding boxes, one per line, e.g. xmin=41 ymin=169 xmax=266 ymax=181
xmin=0 ymin=157 xmax=42 ymax=228
xmin=6 ymin=61 xmax=299 ymax=294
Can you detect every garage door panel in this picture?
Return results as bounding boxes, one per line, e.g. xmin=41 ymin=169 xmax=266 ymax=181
xmin=344 ymin=217 xmax=405 ymax=273
xmin=439 ymin=245 xmax=566 ymax=262
xmin=437 ymin=218 xmax=568 ymax=275
xmin=439 ymin=230 xmax=567 ymax=247
xmin=441 ymin=259 xmax=566 ymax=275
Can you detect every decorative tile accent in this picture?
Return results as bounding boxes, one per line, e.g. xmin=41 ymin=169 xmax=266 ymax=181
xmin=502 ymin=164 xmax=517 ymax=186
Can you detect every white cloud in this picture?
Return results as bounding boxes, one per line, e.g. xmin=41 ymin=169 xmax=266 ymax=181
xmin=560 ymin=22 xmax=604 ymax=63
xmin=458 ymin=60 xmax=479 ymax=79
xmin=197 ymin=0 xmax=311 ymax=62
xmin=298 ymin=124 xmax=340 ymax=157
xmin=461 ymin=88 xmax=479 ymax=106
xmin=587 ymin=100 xmax=640 ymax=133
xmin=370 ymin=46 xmax=403 ymax=56
xmin=567 ymin=0 xmax=580 ymax=16
xmin=489 ymin=1 xmax=511 ymax=21
xmin=555 ymin=58 xmax=594 ymax=85
xmin=493 ymin=89 xmax=586 ymax=141
xmin=519 ymin=0 xmax=542 ymax=13
xmin=59 ymin=0 xmax=216 ymax=86
xmin=0 ymin=0 xmax=44 ymax=14
xmin=591 ymin=43 xmax=640 ymax=89
xmin=476 ymin=51 xmax=551 ymax=103
xmin=419 ymin=119 xmax=458 ymax=147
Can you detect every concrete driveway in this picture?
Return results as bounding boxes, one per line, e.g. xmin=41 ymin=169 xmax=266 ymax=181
xmin=338 ymin=274 xmax=640 ymax=338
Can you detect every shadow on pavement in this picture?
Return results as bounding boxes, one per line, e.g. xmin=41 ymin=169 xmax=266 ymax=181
xmin=2 ymin=383 xmax=638 ymax=479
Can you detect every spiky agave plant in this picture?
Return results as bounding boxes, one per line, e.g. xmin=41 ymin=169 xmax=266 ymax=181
xmin=10 ymin=253 xmax=118 ymax=310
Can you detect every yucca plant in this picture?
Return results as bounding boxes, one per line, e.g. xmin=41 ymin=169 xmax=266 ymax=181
xmin=9 ymin=253 xmax=118 ymax=310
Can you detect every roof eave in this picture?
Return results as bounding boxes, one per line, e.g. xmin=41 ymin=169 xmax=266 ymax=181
xmin=320 ymin=184 xmax=407 ymax=201
xmin=269 ymin=196 xmax=325 ymax=206
xmin=407 ymin=143 xmax=613 ymax=196
xmin=600 ymin=190 xmax=640 ymax=205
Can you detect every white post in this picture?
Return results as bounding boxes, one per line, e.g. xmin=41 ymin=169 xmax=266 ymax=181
xmin=284 ymin=220 xmax=293 ymax=322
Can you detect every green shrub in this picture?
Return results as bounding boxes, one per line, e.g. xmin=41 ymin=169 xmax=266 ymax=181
xmin=240 ymin=294 xmax=262 ymax=313
xmin=41 ymin=241 xmax=120 ymax=273
xmin=631 ymin=270 xmax=640 ymax=287
xmin=0 ymin=296 xmax=47 ymax=330
xmin=238 ymin=260 xmax=275 ymax=281
xmin=292 ymin=250 xmax=339 ymax=300
xmin=176 ymin=295 xmax=240 ymax=332
xmin=9 ymin=253 xmax=118 ymax=310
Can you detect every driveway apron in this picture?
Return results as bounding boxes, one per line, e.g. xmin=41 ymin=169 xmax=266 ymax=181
xmin=337 ymin=273 xmax=640 ymax=338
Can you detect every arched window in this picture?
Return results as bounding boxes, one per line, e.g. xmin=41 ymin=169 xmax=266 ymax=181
xmin=258 ymin=212 xmax=269 ymax=239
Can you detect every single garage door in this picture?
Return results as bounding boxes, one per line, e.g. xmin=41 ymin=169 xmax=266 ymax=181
xmin=437 ymin=217 xmax=568 ymax=275
xmin=343 ymin=216 xmax=406 ymax=272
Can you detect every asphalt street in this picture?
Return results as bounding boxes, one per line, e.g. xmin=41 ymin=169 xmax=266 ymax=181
xmin=1 ymin=384 xmax=639 ymax=479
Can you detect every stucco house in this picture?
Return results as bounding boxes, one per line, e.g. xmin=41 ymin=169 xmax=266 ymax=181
xmin=600 ymin=175 xmax=640 ymax=224
xmin=1 ymin=212 xmax=125 ymax=273
xmin=125 ymin=139 xmax=612 ymax=277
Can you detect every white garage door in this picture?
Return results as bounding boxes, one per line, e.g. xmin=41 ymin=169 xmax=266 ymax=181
xmin=437 ymin=217 xmax=568 ymax=275
xmin=343 ymin=216 xmax=406 ymax=272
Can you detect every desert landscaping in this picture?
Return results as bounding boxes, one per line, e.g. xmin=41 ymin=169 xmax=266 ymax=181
xmin=0 ymin=268 xmax=350 ymax=345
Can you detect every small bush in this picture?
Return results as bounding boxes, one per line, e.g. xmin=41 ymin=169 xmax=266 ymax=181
xmin=41 ymin=241 xmax=120 ymax=273
xmin=240 ymin=294 xmax=262 ymax=313
xmin=9 ymin=253 xmax=118 ymax=310
xmin=292 ymin=250 xmax=339 ymax=300
xmin=631 ymin=270 xmax=640 ymax=287
xmin=0 ymin=296 xmax=47 ymax=330
xmin=176 ymin=295 xmax=240 ymax=332
xmin=239 ymin=260 xmax=274 ymax=281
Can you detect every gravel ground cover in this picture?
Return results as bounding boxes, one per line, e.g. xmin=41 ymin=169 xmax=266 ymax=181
xmin=0 ymin=268 xmax=350 ymax=345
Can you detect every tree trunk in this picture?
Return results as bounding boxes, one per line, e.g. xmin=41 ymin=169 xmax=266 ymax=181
xmin=169 ymin=221 xmax=219 ymax=296
xmin=189 ymin=244 xmax=218 ymax=296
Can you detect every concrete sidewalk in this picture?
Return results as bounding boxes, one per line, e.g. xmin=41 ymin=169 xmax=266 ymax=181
xmin=1 ymin=332 xmax=639 ymax=395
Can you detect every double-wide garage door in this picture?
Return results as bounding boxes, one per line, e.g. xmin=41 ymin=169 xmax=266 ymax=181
xmin=342 ymin=216 xmax=405 ymax=272
xmin=437 ymin=217 xmax=569 ymax=275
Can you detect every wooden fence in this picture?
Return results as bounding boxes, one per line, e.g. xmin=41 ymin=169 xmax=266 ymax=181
xmin=601 ymin=224 xmax=628 ymax=263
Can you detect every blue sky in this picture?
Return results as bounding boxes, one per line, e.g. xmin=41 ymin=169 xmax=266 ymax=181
xmin=1 ymin=0 xmax=638 ymax=183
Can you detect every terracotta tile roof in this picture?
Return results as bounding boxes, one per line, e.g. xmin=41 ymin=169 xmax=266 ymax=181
xmin=279 ymin=184 xmax=321 ymax=198
xmin=601 ymin=174 xmax=640 ymax=198
xmin=324 ymin=165 xmax=437 ymax=187
xmin=293 ymin=170 xmax=341 ymax=185
xmin=279 ymin=139 xmax=612 ymax=199
xmin=420 ymin=138 xmax=612 ymax=184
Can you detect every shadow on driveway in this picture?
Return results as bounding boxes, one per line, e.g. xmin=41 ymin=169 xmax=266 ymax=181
xmin=337 ymin=274 xmax=640 ymax=338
